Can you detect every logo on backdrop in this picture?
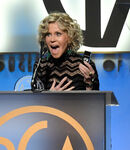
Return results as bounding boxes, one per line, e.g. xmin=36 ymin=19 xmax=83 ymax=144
xmin=43 ymin=0 xmax=130 ymax=47
xmin=0 ymin=106 xmax=94 ymax=150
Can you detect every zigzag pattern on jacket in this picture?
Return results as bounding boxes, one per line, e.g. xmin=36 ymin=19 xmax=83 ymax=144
xmin=33 ymin=51 xmax=99 ymax=90
xmin=38 ymin=55 xmax=84 ymax=84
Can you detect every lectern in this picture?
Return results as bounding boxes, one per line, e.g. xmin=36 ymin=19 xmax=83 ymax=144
xmin=0 ymin=91 xmax=118 ymax=150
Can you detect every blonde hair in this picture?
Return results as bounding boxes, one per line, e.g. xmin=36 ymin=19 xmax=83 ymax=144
xmin=38 ymin=12 xmax=83 ymax=51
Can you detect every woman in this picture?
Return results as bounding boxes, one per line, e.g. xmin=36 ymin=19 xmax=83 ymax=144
xmin=31 ymin=12 xmax=99 ymax=91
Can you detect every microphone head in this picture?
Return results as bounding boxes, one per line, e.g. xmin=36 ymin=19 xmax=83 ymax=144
xmin=40 ymin=41 xmax=44 ymax=49
xmin=40 ymin=41 xmax=48 ymax=56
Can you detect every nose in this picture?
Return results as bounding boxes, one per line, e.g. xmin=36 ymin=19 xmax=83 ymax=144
xmin=50 ymin=35 xmax=56 ymax=43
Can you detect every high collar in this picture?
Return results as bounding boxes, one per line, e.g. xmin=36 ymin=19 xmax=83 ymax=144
xmin=49 ymin=50 xmax=74 ymax=64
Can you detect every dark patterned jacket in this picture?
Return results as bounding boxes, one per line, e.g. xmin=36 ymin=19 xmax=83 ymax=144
xmin=31 ymin=50 xmax=99 ymax=91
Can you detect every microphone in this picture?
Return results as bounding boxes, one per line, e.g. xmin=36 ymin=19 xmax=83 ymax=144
xmin=31 ymin=41 xmax=48 ymax=92
xmin=40 ymin=41 xmax=48 ymax=57
xmin=83 ymin=51 xmax=91 ymax=63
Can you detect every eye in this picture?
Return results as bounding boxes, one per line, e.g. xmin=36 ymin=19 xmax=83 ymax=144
xmin=56 ymin=32 xmax=62 ymax=36
xmin=46 ymin=33 xmax=51 ymax=37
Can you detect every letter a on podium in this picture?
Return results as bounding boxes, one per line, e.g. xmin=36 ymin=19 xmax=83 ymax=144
xmin=62 ymin=136 xmax=73 ymax=150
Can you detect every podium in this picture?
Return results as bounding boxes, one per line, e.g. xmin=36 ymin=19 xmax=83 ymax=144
xmin=0 ymin=91 xmax=118 ymax=150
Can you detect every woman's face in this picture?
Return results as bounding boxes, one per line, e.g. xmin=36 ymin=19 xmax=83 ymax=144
xmin=45 ymin=22 xmax=70 ymax=58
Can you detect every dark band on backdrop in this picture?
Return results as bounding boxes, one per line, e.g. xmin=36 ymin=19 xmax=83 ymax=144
xmin=0 ymin=54 xmax=124 ymax=72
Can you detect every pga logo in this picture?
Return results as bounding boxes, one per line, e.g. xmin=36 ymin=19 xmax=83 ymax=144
xmin=0 ymin=106 xmax=94 ymax=150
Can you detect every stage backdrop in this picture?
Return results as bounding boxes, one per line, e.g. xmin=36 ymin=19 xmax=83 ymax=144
xmin=0 ymin=0 xmax=130 ymax=150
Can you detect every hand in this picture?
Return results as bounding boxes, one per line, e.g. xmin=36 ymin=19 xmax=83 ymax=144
xmin=50 ymin=77 xmax=75 ymax=91
xmin=79 ymin=61 xmax=95 ymax=90
xmin=79 ymin=61 xmax=95 ymax=79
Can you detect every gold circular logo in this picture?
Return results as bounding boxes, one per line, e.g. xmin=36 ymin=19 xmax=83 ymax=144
xmin=0 ymin=106 xmax=94 ymax=150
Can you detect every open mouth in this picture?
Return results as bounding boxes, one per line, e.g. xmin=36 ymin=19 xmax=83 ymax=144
xmin=50 ymin=45 xmax=59 ymax=49
xmin=49 ymin=45 xmax=61 ymax=57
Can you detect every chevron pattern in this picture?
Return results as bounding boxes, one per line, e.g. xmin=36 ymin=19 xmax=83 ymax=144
xmin=33 ymin=51 xmax=99 ymax=90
